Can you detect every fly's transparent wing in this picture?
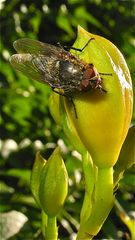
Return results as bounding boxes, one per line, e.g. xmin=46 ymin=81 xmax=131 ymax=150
xmin=10 ymin=53 xmax=59 ymax=86
xmin=13 ymin=38 xmax=64 ymax=58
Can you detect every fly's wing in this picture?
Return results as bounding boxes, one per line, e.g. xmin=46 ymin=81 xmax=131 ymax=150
xmin=10 ymin=53 xmax=60 ymax=87
xmin=10 ymin=38 xmax=84 ymax=89
xmin=13 ymin=38 xmax=65 ymax=58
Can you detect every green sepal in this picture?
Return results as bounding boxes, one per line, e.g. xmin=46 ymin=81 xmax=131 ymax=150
xmin=30 ymin=151 xmax=47 ymax=207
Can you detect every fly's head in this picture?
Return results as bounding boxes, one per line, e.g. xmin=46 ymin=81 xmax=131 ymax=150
xmin=80 ymin=64 xmax=103 ymax=92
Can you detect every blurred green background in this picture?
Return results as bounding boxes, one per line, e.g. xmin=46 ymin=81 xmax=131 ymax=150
xmin=0 ymin=0 xmax=135 ymax=239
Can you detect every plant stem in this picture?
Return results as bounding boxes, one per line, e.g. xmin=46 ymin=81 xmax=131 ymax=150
xmin=80 ymin=152 xmax=97 ymax=223
xmin=41 ymin=210 xmax=48 ymax=238
xmin=77 ymin=167 xmax=114 ymax=239
xmin=46 ymin=216 xmax=58 ymax=240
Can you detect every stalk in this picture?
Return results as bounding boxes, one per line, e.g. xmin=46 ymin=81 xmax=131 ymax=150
xmin=77 ymin=167 xmax=114 ymax=239
xmin=45 ymin=216 xmax=58 ymax=240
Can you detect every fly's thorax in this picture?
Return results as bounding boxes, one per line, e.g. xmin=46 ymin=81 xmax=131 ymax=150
xmin=59 ymin=50 xmax=85 ymax=68
xmin=59 ymin=60 xmax=83 ymax=86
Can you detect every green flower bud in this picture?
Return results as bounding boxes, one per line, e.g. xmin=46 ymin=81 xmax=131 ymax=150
xmin=39 ymin=147 xmax=68 ymax=217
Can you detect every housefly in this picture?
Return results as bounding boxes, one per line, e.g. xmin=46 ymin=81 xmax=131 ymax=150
xmin=10 ymin=38 xmax=111 ymax=117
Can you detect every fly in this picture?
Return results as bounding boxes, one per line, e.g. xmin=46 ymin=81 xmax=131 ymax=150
xmin=10 ymin=38 xmax=112 ymax=118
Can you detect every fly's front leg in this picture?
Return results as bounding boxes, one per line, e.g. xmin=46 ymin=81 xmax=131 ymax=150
xmin=99 ymin=73 xmax=112 ymax=76
xmin=87 ymin=76 xmax=107 ymax=93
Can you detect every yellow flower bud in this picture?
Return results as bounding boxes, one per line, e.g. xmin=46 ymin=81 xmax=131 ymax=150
xmin=64 ymin=26 xmax=133 ymax=168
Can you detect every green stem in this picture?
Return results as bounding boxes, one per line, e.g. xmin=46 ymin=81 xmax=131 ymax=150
xmin=42 ymin=214 xmax=58 ymax=240
xmin=80 ymin=152 xmax=97 ymax=223
xmin=46 ymin=216 xmax=58 ymax=240
xmin=41 ymin=210 xmax=48 ymax=238
xmin=77 ymin=167 xmax=114 ymax=239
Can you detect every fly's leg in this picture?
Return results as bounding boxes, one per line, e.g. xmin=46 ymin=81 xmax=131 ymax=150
xmin=98 ymin=73 xmax=112 ymax=91
xmin=68 ymin=96 xmax=78 ymax=118
xmin=51 ymin=87 xmax=64 ymax=95
xmin=87 ymin=76 xmax=107 ymax=93
xmin=52 ymin=88 xmax=78 ymax=118
xmin=57 ymin=38 xmax=95 ymax=53
xmin=99 ymin=73 xmax=112 ymax=76
xmin=70 ymin=38 xmax=95 ymax=52
xmin=97 ymin=78 xmax=107 ymax=93
xmin=98 ymin=86 xmax=107 ymax=93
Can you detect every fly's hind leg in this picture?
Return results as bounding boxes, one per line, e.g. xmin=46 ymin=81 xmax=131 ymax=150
xmin=57 ymin=38 xmax=95 ymax=53
xmin=70 ymin=38 xmax=95 ymax=52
